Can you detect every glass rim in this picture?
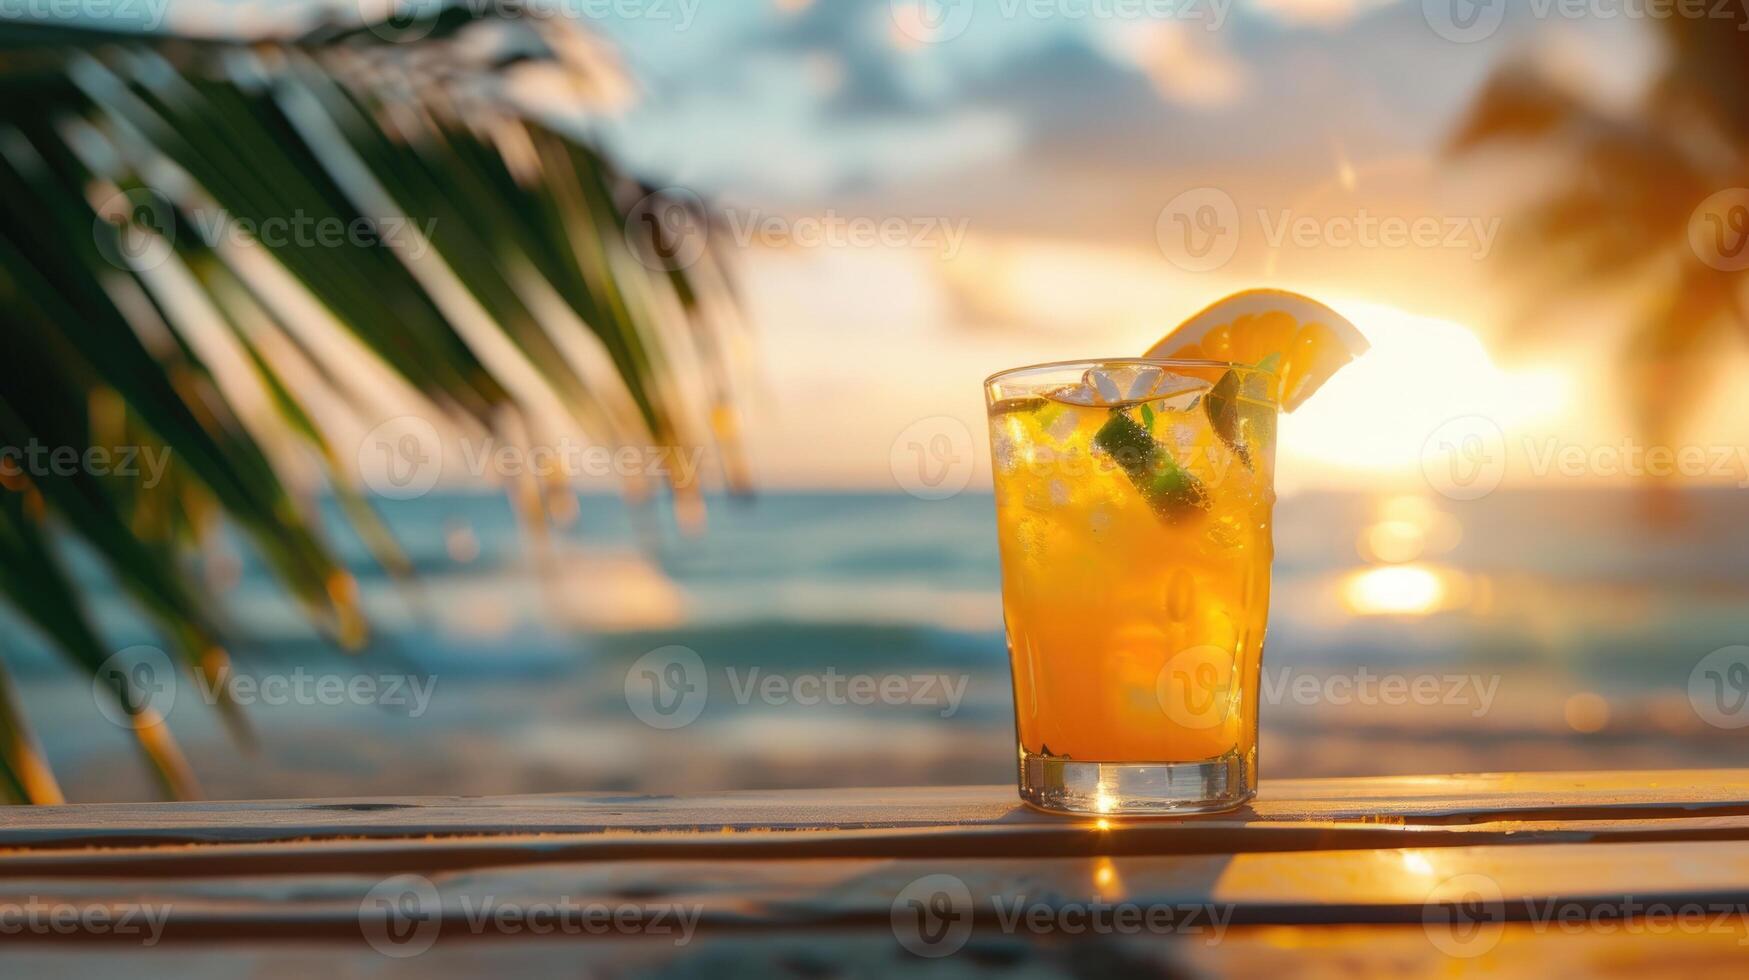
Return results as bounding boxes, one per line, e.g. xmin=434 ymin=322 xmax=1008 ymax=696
xmin=983 ymin=356 xmax=1277 ymax=388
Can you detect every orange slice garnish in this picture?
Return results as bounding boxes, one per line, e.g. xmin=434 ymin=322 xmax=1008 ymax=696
xmin=1145 ymin=289 xmax=1369 ymax=411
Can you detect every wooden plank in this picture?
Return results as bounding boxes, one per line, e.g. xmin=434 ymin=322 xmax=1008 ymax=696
xmin=10 ymin=813 xmax=1749 ymax=879
xmin=4 ymin=772 xmax=1749 ymax=968
xmin=4 ymin=770 xmax=1747 ymax=849
xmin=2 ymin=842 xmax=1748 ymax=943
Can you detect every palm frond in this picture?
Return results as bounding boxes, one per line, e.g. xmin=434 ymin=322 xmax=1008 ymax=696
xmin=0 ymin=4 xmax=747 ymax=801
xmin=1448 ymin=25 xmax=1749 ymax=451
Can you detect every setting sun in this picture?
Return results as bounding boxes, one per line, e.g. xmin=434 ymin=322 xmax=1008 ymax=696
xmin=1281 ymin=301 xmax=1573 ymax=477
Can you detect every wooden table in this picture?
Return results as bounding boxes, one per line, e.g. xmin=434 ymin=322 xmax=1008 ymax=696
xmin=3 ymin=769 xmax=1748 ymax=976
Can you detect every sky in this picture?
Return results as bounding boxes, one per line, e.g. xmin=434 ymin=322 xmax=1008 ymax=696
xmin=561 ymin=0 xmax=1749 ymax=493
xmin=159 ymin=0 xmax=1749 ymax=494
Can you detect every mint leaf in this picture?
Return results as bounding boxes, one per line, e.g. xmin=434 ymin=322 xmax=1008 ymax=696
xmin=1205 ymin=370 xmax=1252 ymax=470
xmin=1139 ymin=403 xmax=1155 ymax=431
xmin=1255 ymin=352 xmax=1282 ymax=374
xmin=1093 ymin=412 xmax=1207 ymax=519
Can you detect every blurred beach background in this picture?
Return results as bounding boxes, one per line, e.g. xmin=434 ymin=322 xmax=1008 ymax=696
xmin=7 ymin=0 xmax=1749 ymax=799
xmin=14 ymin=486 xmax=1749 ymax=800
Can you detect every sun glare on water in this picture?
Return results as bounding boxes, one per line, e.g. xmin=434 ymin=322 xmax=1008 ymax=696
xmin=1341 ymin=564 xmax=1450 ymax=616
xmin=1281 ymin=301 xmax=1572 ymax=477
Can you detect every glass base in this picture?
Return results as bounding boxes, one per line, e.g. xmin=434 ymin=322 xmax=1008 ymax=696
xmin=1018 ymin=749 xmax=1254 ymax=815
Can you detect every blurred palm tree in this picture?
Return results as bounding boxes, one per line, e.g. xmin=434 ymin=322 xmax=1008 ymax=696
xmin=1448 ymin=9 xmax=1749 ymax=514
xmin=0 ymin=4 xmax=747 ymax=802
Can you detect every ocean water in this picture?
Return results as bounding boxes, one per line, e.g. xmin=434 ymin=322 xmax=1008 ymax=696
xmin=9 ymin=488 xmax=1749 ymax=802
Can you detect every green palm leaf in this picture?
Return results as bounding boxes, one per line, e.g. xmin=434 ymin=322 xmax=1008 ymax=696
xmin=0 ymin=5 xmax=746 ymax=802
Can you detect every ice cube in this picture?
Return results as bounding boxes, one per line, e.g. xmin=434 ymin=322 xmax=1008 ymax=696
xmin=1126 ymin=366 xmax=1164 ymax=400
xmin=1088 ymin=369 xmax=1123 ymax=404
xmin=1081 ymin=365 xmax=1166 ymax=404
xmin=992 ymin=424 xmax=1020 ymax=473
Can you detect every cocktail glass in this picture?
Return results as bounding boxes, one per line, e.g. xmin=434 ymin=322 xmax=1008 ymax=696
xmin=985 ymin=358 xmax=1278 ymax=815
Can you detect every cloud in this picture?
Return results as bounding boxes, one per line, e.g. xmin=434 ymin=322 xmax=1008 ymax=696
xmin=1097 ymin=22 xmax=1248 ymax=109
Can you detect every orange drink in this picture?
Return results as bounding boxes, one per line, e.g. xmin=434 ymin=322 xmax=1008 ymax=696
xmin=984 ymin=290 xmax=1368 ymax=814
xmin=986 ymin=359 xmax=1276 ymax=813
